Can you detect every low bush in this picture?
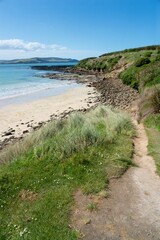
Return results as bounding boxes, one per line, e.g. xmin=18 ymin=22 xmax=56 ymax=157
xmin=138 ymin=61 xmax=160 ymax=90
xmin=154 ymin=55 xmax=160 ymax=62
xmin=77 ymin=57 xmax=96 ymax=69
xmin=144 ymin=51 xmax=152 ymax=58
xmin=135 ymin=57 xmax=151 ymax=67
xmin=119 ymin=67 xmax=139 ymax=90
xmin=107 ymin=55 xmax=122 ymax=71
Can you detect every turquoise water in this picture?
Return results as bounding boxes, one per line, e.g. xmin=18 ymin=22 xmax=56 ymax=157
xmin=0 ymin=62 xmax=79 ymax=107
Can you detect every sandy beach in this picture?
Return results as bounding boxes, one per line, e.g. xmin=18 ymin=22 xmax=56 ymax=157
xmin=0 ymin=86 xmax=98 ymax=148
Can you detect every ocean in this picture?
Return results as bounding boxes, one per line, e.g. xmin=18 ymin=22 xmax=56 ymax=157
xmin=0 ymin=62 xmax=79 ymax=107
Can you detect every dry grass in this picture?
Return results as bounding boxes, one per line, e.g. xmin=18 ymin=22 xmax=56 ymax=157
xmin=139 ymin=86 xmax=160 ymax=120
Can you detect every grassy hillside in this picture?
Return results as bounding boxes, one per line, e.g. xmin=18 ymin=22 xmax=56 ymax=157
xmin=77 ymin=45 xmax=160 ymax=76
xmin=77 ymin=45 xmax=160 ymax=176
xmin=77 ymin=45 xmax=160 ymax=119
xmin=0 ymin=106 xmax=135 ymax=240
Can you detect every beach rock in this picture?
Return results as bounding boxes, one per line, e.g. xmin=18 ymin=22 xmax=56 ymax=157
xmin=2 ymin=131 xmax=13 ymax=137
xmin=32 ymin=126 xmax=39 ymax=130
xmin=23 ymin=130 xmax=29 ymax=134
xmin=92 ymin=76 xmax=139 ymax=109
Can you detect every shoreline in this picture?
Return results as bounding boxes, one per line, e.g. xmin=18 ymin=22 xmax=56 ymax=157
xmin=0 ymin=64 xmax=139 ymax=151
xmin=0 ymin=82 xmax=81 ymax=108
xmin=0 ymin=85 xmax=99 ymax=150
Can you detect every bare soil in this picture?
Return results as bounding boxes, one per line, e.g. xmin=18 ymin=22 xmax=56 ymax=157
xmin=71 ymin=120 xmax=160 ymax=240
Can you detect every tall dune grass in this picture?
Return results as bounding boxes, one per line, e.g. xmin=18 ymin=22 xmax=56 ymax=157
xmin=0 ymin=106 xmax=134 ymax=165
xmin=0 ymin=105 xmax=135 ymax=240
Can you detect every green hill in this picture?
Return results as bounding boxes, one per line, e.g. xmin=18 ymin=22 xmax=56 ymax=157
xmin=77 ymin=45 xmax=160 ymax=119
xmin=0 ymin=57 xmax=78 ymax=64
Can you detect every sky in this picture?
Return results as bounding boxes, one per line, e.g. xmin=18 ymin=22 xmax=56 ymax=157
xmin=0 ymin=0 xmax=159 ymax=60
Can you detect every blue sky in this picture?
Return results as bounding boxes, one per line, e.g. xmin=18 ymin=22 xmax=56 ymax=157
xmin=0 ymin=0 xmax=159 ymax=60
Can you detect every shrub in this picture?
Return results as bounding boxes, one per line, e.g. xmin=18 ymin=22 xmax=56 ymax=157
xmin=154 ymin=55 xmax=160 ymax=62
xmin=135 ymin=57 xmax=151 ymax=67
xmin=77 ymin=57 xmax=96 ymax=69
xmin=100 ymin=45 xmax=160 ymax=57
xmin=144 ymin=51 xmax=152 ymax=58
xmin=138 ymin=61 xmax=160 ymax=89
xmin=120 ymin=67 xmax=139 ymax=90
xmin=107 ymin=56 xmax=122 ymax=71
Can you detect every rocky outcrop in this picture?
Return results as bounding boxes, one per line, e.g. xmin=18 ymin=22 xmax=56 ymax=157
xmin=92 ymin=77 xmax=138 ymax=110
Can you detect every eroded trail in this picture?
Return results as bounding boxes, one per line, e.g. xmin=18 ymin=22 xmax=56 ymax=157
xmin=72 ymin=121 xmax=160 ymax=240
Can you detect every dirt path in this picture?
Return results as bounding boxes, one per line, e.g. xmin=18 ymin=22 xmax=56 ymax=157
xmin=72 ymin=121 xmax=160 ymax=239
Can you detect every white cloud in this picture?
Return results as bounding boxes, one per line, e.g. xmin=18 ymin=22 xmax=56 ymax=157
xmin=51 ymin=44 xmax=68 ymax=51
xmin=0 ymin=39 xmax=102 ymax=60
xmin=0 ymin=39 xmax=67 ymax=52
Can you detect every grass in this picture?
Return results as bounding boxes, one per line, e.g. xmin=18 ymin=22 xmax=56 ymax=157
xmin=144 ymin=114 xmax=160 ymax=175
xmin=144 ymin=114 xmax=160 ymax=131
xmin=77 ymin=55 xmax=122 ymax=72
xmin=138 ymin=86 xmax=160 ymax=119
xmin=76 ymin=46 xmax=160 ymax=178
xmin=119 ymin=53 xmax=160 ymax=120
xmin=119 ymin=65 xmax=140 ymax=90
xmin=87 ymin=202 xmax=98 ymax=212
xmin=0 ymin=106 xmax=135 ymax=240
xmin=119 ymin=56 xmax=160 ymax=91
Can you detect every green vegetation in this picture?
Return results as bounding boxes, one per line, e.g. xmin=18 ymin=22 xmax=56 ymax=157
xmin=77 ymin=55 xmax=122 ymax=72
xmin=134 ymin=57 xmax=151 ymax=67
xmin=0 ymin=57 xmax=78 ymax=64
xmin=119 ymin=66 xmax=139 ymax=90
xmin=118 ymin=49 xmax=160 ymax=119
xmin=87 ymin=202 xmax=98 ymax=212
xmin=144 ymin=51 xmax=152 ymax=58
xmin=77 ymin=46 xmax=160 ymax=120
xmin=100 ymin=45 xmax=160 ymax=57
xmin=144 ymin=115 xmax=160 ymax=175
xmin=0 ymin=106 xmax=135 ymax=240
xmin=76 ymin=57 xmax=96 ymax=69
xmin=77 ymin=45 xmax=160 ymax=176
xmin=119 ymin=51 xmax=160 ymax=91
xmin=78 ymin=46 xmax=160 ymax=92
xmin=144 ymin=114 xmax=160 ymax=131
xmin=117 ymin=47 xmax=160 ymax=176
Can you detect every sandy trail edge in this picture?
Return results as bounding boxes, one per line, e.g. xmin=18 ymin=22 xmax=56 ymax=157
xmin=0 ymin=86 xmax=97 ymax=143
xmin=71 ymin=121 xmax=160 ymax=240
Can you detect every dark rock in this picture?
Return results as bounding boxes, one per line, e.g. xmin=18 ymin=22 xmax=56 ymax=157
xmin=33 ymin=126 xmax=39 ymax=130
xmin=23 ymin=130 xmax=29 ymax=134
xmin=2 ymin=131 xmax=13 ymax=137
